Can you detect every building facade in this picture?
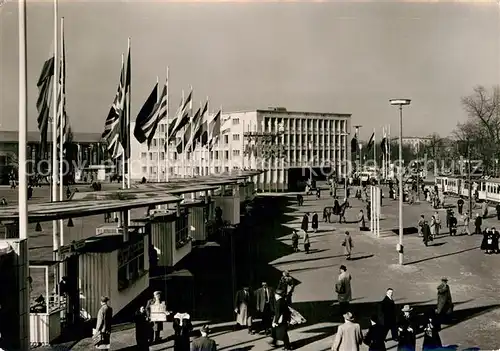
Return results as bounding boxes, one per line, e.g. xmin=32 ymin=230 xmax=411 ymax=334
xmin=130 ymin=107 xmax=351 ymax=191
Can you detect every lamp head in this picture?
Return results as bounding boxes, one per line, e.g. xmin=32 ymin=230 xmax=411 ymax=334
xmin=389 ymin=99 xmax=411 ymax=106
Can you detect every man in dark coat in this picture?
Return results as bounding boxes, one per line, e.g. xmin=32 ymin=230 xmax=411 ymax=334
xmin=190 ymin=325 xmax=216 ymax=351
xmin=364 ymin=314 xmax=387 ymax=351
xmin=94 ymin=296 xmax=113 ymax=348
xmin=311 ymin=212 xmax=319 ymax=233
xmin=422 ymin=221 xmax=432 ymax=247
xmin=449 ymin=213 xmax=458 ymax=236
xmin=270 ymin=289 xmax=291 ymax=350
xmin=254 ymin=282 xmax=274 ymax=334
xmin=301 ymin=213 xmax=309 ymax=233
xmin=379 ymin=288 xmax=398 ymax=341
xmin=475 ymin=213 xmax=482 ymax=234
xmin=134 ymin=306 xmax=151 ymax=350
xmin=496 ymin=203 xmax=500 ymax=220
xmin=397 ymin=305 xmax=417 ymax=351
xmin=457 ymin=197 xmax=464 ymax=215
xmin=493 ymin=228 xmax=500 ymax=254
xmin=436 ymin=277 xmax=453 ymax=327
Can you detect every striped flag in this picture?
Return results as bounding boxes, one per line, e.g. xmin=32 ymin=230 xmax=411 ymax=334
xmin=122 ymin=45 xmax=131 ymax=158
xmin=150 ymin=81 xmax=169 ymax=149
xmin=56 ymin=22 xmax=69 ymax=154
xmin=102 ymin=57 xmax=126 ymax=159
xmin=36 ymin=56 xmax=55 ymax=155
xmin=183 ymin=107 xmax=201 ymax=153
xmin=168 ymin=90 xmax=192 ymax=143
xmin=193 ymin=100 xmax=209 ymax=142
xmin=207 ymin=110 xmax=222 ymax=151
xmin=133 ymin=83 xmax=158 ymax=147
xmin=366 ymin=132 xmax=375 ymax=151
xmin=381 ymin=127 xmax=387 ymax=153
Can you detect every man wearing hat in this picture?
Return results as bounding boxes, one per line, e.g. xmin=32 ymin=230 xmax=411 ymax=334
xmin=191 ymin=325 xmax=217 ymax=351
xmin=146 ymin=291 xmax=169 ymax=343
xmin=436 ymin=277 xmax=453 ymax=326
xmin=332 ymin=312 xmax=363 ymax=351
xmin=255 ymin=282 xmax=274 ymax=334
xmin=397 ymin=305 xmax=416 ymax=351
xmin=94 ymin=296 xmax=113 ymax=349
xmin=270 ymin=289 xmax=292 ymax=350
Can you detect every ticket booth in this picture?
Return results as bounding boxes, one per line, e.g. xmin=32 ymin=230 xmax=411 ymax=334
xmin=182 ymin=200 xmax=209 ymax=244
xmin=213 ymin=184 xmax=241 ymax=225
xmin=77 ymin=226 xmax=150 ymax=319
xmin=29 ymin=261 xmax=64 ymax=345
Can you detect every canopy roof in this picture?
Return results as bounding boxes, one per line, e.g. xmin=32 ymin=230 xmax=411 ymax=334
xmin=0 ymin=170 xmax=261 ymax=223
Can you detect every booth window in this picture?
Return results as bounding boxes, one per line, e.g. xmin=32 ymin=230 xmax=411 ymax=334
xmin=175 ymin=210 xmax=190 ymax=248
xmin=118 ymin=239 xmax=146 ymax=290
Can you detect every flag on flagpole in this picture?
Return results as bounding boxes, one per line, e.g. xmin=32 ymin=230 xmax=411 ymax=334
xmin=133 ymin=83 xmax=158 ymax=147
xmin=102 ymin=56 xmax=126 ymax=159
xmin=168 ymin=90 xmax=192 ymax=142
xmin=350 ymin=135 xmax=358 ymax=153
xmin=381 ymin=127 xmax=387 ymax=153
xmin=56 ymin=22 xmax=68 ymax=154
xmin=207 ymin=110 xmax=221 ymax=150
xmin=183 ymin=107 xmax=201 ymax=153
xmin=122 ymin=44 xmax=131 ymax=159
xmin=366 ymin=132 xmax=375 ymax=151
xmin=36 ymin=56 xmax=55 ymax=155
xmin=193 ymin=100 xmax=209 ymax=142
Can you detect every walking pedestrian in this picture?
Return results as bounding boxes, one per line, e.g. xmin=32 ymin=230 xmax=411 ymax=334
xmin=436 ymin=277 xmax=453 ymax=327
xmin=270 ymin=289 xmax=292 ymax=350
xmin=493 ymin=228 xmax=500 ymax=253
xmin=277 ymin=271 xmax=295 ymax=305
xmin=449 ymin=212 xmax=457 ymax=236
xmin=93 ymin=296 xmax=112 ymax=349
xmin=332 ymin=312 xmax=363 ymax=351
xmin=146 ymin=291 xmax=168 ymax=343
xmin=303 ymin=231 xmax=311 ymax=254
xmin=397 ymin=305 xmax=416 ymax=351
xmin=301 ymin=213 xmax=309 ymax=233
xmin=190 ymin=325 xmax=216 ymax=351
xmin=358 ymin=210 xmax=366 ymax=231
xmin=234 ymin=287 xmax=254 ymax=334
xmin=134 ymin=306 xmax=150 ymax=350
xmin=255 ymin=282 xmax=274 ymax=335
xmin=291 ymin=230 xmax=299 ymax=252
xmin=422 ymin=311 xmax=442 ymax=351
xmin=422 ymin=220 xmax=432 ymax=247
xmin=342 ymin=231 xmax=353 ymax=260
xmin=481 ymin=228 xmax=490 ymax=253
xmin=418 ymin=215 xmax=425 ymax=237
xmin=457 ymin=197 xmax=464 ymax=215
xmin=173 ymin=312 xmax=192 ymax=351
xmin=496 ymin=203 xmax=500 ymax=220
xmin=461 ymin=212 xmax=471 ymax=235
xmin=430 ymin=216 xmax=436 ymax=239
xmin=364 ymin=314 xmax=387 ymax=351
xmin=335 ymin=265 xmax=352 ymax=314
xmin=379 ymin=288 xmax=398 ymax=341
xmin=434 ymin=211 xmax=441 ymax=236
xmin=475 ymin=213 xmax=482 ymax=234
xmin=312 ymin=212 xmax=319 ymax=233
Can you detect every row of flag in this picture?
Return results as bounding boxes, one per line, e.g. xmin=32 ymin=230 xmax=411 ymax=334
xmin=350 ymin=128 xmax=390 ymax=154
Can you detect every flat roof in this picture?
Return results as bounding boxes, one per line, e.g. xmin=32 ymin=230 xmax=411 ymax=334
xmin=219 ymin=108 xmax=351 ymax=118
xmin=0 ymin=170 xmax=261 ymax=223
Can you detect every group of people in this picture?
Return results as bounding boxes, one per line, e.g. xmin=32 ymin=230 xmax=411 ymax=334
xmin=333 ymin=267 xmax=454 ymax=351
xmin=232 ymin=271 xmax=306 ymax=350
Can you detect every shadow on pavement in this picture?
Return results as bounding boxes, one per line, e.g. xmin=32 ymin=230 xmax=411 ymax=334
xmin=405 ymin=246 xmax=479 ymax=265
xmin=290 ymin=298 xmax=499 ymax=350
xmin=392 ymin=227 xmax=419 ymax=235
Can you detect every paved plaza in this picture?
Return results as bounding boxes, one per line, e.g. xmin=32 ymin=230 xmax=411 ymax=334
xmin=11 ymin=184 xmax=500 ymax=350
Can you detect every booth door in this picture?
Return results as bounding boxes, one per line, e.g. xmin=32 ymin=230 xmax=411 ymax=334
xmin=64 ymin=255 xmax=80 ymax=327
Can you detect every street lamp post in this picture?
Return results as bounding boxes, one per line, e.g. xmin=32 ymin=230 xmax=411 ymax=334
xmin=390 ymin=98 xmax=411 ymax=265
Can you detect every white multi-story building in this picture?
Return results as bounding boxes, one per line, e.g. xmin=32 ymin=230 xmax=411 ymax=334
xmin=130 ymin=107 xmax=351 ymax=191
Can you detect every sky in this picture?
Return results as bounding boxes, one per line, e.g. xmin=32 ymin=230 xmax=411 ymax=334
xmin=0 ymin=0 xmax=499 ymax=140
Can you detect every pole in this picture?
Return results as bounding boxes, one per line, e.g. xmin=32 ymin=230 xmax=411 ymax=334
xmin=18 ymin=3 xmax=29 ymax=344
xmin=468 ymin=140 xmax=472 ymax=215
xmin=58 ymin=17 xmax=64 ymax=253
xmin=373 ymin=128 xmax=376 ymax=173
xmin=165 ymin=67 xmax=169 ymax=181
xmin=388 ymin=124 xmax=391 ymax=178
xmin=156 ymin=76 xmax=160 ymax=182
xmin=398 ymin=105 xmax=404 ymax=265
xmin=416 ymin=141 xmax=420 ymax=203
xmin=120 ymin=54 xmax=126 ymax=190
xmin=52 ymin=0 xmax=59 ymax=264
xmin=126 ymin=38 xmax=131 ymax=192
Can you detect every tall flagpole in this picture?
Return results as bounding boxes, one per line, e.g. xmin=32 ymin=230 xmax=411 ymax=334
xmin=58 ymin=17 xmax=65 ymax=252
xmin=382 ymin=126 xmax=386 ymax=180
xmin=156 ymin=76 xmax=160 ymax=182
xmin=220 ymin=105 xmax=223 ymax=174
xmin=18 ymin=0 xmax=30 ymax=346
xmin=388 ymin=124 xmax=391 ymax=178
xmin=52 ymin=0 xmax=59 ymax=265
xmin=373 ymin=128 xmax=376 ymax=172
xmin=165 ymin=67 xmax=169 ymax=182
xmin=120 ymin=53 xmax=126 ymax=190
xmin=126 ymin=38 xmax=131 ymax=191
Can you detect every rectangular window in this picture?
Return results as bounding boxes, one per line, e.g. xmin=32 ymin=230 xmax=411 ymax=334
xmin=142 ymin=166 xmax=147 ymax=173
xmin=149 ymin=153 xmax=153 ymax=161
xmin=233 ymin=118 xmax=240 ymax=125
xmin=225 ymin=151 xmax=229 ymax=159
xmin=153 ymin=139 xmax=157 ymax=147
xmin=224 ymin=135 xmax=229 ymax=144
xmin=117 ymin=238 xmax=145 ymax=291
xmin=232 ymin=150 xmax=240 ymax=157
xmin=225 ymin=166 xmax=229 ymax=172
xmin=233 ymin=134 xmax=240 ymax=141
xmin=160 ymin=152 xmax=165 ymax=160
xmin=141 ymin=152 xmax=147 ymax=159
xmin=175 ymin=209 xmax=190 ymax=248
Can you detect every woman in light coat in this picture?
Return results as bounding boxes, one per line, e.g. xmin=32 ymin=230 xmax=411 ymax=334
xmin=342 ymin=231 xmax=353 ymax=260
xmin=430 ymin=216 xmax=436 ymax=237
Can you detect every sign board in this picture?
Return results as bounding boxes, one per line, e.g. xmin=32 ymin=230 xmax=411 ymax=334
xmin=150 ymin=302 xmax=168 ymax=322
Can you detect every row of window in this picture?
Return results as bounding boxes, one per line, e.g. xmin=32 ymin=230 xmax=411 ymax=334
xmin=118 ymin=239 xmax=146 ymax=291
